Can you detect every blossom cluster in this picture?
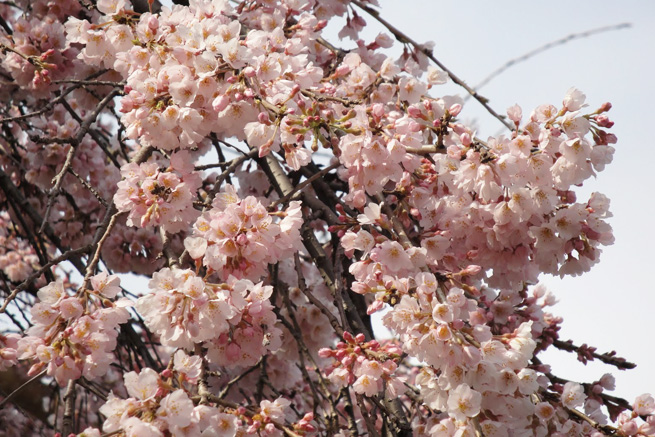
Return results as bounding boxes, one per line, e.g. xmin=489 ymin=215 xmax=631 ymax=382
xmin=338 ymin=89 xmax=615 ymax=293
xmin=114 ymin=150 xmax=201 ymax=233
xmin=185 ymin=185 xmax=303 ymax=281
xmin=319 ymin=331 xmax=405 ymax=397
xmin=135 ymin=267 xmax=282 ymax=368
xmin=0 ymin=0 xmax=81 ymax=92
xmin=16 ymin=273 xmax=130 ymax=385
xmin=0 ymin=211 xmax=41 ymax=282
xmin=64 ymin=0 xmax=333 ymax=160
xmin=93 ymin=364 xmax=313 ymax=437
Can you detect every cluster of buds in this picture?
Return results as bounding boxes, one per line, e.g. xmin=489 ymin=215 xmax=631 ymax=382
xmin=319 ymin=332 xmax=405 ymax=397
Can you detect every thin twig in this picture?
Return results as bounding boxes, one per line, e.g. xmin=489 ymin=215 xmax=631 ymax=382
xmin=0 ymin=369 xmax=47 ymax=409
xmin=269 ymin=161 xmax=340 ymax=209
xmin=472 ymin=23 xmax=631 ymax=92
xmin=217 ymin=358 xmax=263 ymax=399
xmin=39 ymin=89 xmax=121 ymax=234
xmin=0 ymin=69 xmax=109 ymax=123
xmin=0 ymin=245 xmax=92 ymax=313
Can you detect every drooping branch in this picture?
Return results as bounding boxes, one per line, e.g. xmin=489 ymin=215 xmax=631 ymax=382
xmin=350 ymin=0 xmax=513 ymax=130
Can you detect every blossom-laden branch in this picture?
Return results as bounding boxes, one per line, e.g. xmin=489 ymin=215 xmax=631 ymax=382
xmin=0 ymin=0 xmax=651 ymax=436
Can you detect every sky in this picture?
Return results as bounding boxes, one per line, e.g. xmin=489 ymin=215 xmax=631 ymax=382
xmin=339 ymin=0 xmax=655 ymax=402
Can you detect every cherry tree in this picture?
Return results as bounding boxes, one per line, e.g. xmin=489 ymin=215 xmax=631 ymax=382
xmin=0 ymin=0 xmax=652 ymax=435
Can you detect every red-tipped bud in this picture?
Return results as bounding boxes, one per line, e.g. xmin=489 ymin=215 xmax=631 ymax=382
xmin=599 ymin=102 xmax=612 ymax=112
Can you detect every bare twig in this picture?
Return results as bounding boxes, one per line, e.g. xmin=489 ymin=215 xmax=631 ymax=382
xmin=0 ymin=69 xmax=109 ymax=123
xmin=1 ymin=245 xmax=92 ymax=313
xmin=472 ymin=23 xmax=631 ymax=92
xmin=269 ymin=161 xmax=340 ymax=209
xmin=552 ymin=338 xmax=636 ymax=370
xmin=39 ymin=88 xmax=121 ymax=234
xmin=0 ymin=369 xmax=47 ymax=409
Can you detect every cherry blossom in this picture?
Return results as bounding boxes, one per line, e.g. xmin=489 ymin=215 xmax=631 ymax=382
xmin=0 ymin=0 xmax=651 ymax=435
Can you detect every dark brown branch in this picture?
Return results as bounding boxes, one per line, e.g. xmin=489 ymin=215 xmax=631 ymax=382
xmin=0 ymin=245 xmax=92 ymax=313
xmin=553 ymin=339 xmax=636 ymax=370
xmin=0 ymin=69 xmax=109 ymax=123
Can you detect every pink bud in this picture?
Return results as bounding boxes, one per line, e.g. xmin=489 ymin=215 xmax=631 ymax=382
xmin=147 ymin=15 xmax=159 ymax=30
xmin=595 ymin=114 xmax=614 ymax=128
xmin=620 ymin=421 xmax=639 ymax=435
xmin=335 ymin=65 xmax=350 ymax=76
xmin=449 ymin=103 xmax=462 ymax=117
xmin=212 ymin=95 xmax=229 ymax=112
xmin=258 ymin=112 xmax=270 ymax=124
xmin=407 ymin=106 xmax=422 ymax=118
xmin=355 ymin=333 xmax=366 ymax=343
xmin=368 ymin=340 xmax=380 ymax=349
xmin=372 ymin=103 xmax=385 ymax=118
xmin=461 ymin=265 xmax=481 ymax=276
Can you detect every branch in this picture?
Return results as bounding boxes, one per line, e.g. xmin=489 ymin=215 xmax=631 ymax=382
xmin=552 ymin=339 xmax=636 ymax=370
xmin=0 ymin=245 xmax=92 ymax=313
xmin=350 ymin=0 xmax=513 ymax=131
xmin=269 ymin=161 xmax=340 ymax=209
xmin=0 ymin=69 xmax=109 ymax=123
xmin=61 ymin=379 xmax=77 ymax=436
xmin=0 ymin=368 xmax=47 ymax=410
xmin=473 ymin=23 xmax=631 ymax=91
xmin=39 ymin=88 xmax=121 ymax=234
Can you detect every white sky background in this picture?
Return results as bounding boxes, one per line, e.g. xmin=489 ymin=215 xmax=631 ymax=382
xmin=330 ymin=0 xmax=655 ymax=402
